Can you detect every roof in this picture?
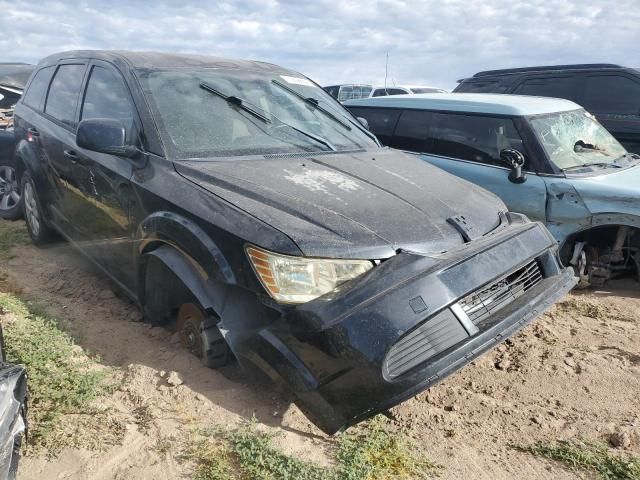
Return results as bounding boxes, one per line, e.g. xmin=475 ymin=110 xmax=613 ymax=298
xmin=344 ymin=93 xmax=581 ymax=116
xmin=471 ymin=63 xmax=623 ymax=78
xmin=36 ymin=50 xmax=290 ymax=73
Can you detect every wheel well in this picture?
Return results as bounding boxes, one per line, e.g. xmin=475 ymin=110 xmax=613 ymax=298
xmin=141 ymin=252 xmax=199 ymax=325
xmin=560 ymin=225 xmax=640 ymax=264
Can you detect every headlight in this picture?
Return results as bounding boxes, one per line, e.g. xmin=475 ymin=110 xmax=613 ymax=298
xmin=246 ymin=246 xmax=374 ymax=304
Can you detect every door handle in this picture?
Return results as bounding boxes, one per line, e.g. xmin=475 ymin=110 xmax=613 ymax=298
xmin=26 ymin=128 xmax=40 ymax=142
xmin=64 ymin=149 xmax=81 ymax=164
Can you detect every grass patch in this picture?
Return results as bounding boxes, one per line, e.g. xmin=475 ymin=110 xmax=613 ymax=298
xmin=516 ymin=440 xmax=640 ymax=480
xmin=337 ymin=417 xmax=442 ymax=479
xmin=0 ymin=293 xmax=123 ymax=453
xmin=0 ymin=220 xmax=29 ymax=261
xmin=184 ymin=417 xmax=440 ymax=480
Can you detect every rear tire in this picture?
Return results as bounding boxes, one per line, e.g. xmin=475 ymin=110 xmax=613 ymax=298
xmin=21 ymin=172 xmax=54 ymax=246
xmin=177 ymin=302 xmax=232 ymax=369
xmin=0 ymin=165 xmax=22 ymax=220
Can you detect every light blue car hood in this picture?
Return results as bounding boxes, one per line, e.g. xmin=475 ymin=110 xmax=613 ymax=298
xmin=567 ymin=164 xmax=640 ymax=216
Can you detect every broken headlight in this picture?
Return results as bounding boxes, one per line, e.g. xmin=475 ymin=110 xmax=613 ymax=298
xmin=246 ymin=246 xmax=374 ymax=304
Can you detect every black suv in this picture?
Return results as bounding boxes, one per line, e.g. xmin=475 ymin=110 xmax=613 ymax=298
xmin=12 ymin=50 xmax=575 ymax=434
xmin=454 ymin=64 xmax=640 ymax=154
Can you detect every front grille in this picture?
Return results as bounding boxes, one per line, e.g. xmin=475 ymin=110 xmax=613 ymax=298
xmin=458 ymin=260 xmax=543 ymax=326
xmin=384 ymin=309 xmax=468 ymax=380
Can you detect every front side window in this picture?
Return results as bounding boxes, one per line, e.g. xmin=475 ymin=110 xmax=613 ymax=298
xmin=81 ymin=66 xmax=136 ymax=141
xmin=429 ymin=113 xmax=526 ymax=167
xmin=347 ymin=107 xmax=401 ymax=145
xmin=584 ymin=75 xmax=640 ymax=115
xmin=529 ymin=109 xmax=627 ymax=170
xmin=138 ymin=69 xmax=377 ymax=158
xmin=390 ymin=110 xmax=432 ymax=151
xmin=45 ymin=64 xmax=86 ymax=126
xmin=22 ymin=66 xmax=55 ymax=111
xmin=372 ymin=88 xmax=407 ymax=97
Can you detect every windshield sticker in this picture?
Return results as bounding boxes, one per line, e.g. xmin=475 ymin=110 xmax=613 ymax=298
xmin=280 ymin=75 xmax=314 ymax=87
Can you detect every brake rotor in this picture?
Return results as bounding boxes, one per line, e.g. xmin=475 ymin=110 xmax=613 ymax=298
xmin=176 ymin=303 xmax=205 ymax=358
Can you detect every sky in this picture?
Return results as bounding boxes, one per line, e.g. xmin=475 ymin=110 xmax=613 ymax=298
xmin=1 ymin=0 xmax=639 ymax=90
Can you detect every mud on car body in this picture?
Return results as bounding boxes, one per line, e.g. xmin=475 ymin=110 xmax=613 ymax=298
xmin=12 ymin=51 xmax=575 ymax=434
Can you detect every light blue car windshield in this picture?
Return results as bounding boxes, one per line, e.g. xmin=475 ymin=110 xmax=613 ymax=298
xmin=529 ymin=109 xmax=627 ymax=170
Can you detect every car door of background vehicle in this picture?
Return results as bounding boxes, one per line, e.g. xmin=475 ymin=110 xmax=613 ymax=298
xmin=391 ymin=109 xmax=548 ymax=222
xmin=67 ymin=60 xmax=140 ymax=290
xmin=38 ymin=62 xmax=88 ymax=234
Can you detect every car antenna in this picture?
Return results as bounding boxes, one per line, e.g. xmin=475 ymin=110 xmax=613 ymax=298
xmin=384 ymin=50 xmax=389 ymax=95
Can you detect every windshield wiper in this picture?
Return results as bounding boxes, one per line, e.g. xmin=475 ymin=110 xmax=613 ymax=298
xmin=200 ymin=82 xmax=335 ymax=152
xmin=200 ymin=82 xmax=270 ymax=123
xmin=562 ymin=162 xmax=622 ymax=171
xmin=271 ymin=79 xmax=352 ymax=131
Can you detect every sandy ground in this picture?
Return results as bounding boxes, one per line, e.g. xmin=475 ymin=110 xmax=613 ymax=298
xmin=1 ymin=234 xmax=639 ymax=479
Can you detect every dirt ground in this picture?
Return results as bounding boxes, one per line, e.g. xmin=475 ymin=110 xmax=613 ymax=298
xmin=2 ymin=230 xmax=639 ymax=479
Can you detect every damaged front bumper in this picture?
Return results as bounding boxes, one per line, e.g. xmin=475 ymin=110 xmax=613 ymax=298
xmin=243 ymin=220 xmax=577 ymax=434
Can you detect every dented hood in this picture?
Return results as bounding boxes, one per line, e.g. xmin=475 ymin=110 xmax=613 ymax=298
xmin=174 ymin=148 xmax=507 ymax=258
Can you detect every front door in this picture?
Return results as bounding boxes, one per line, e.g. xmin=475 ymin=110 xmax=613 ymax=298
xmin=65 ymin=61 xmax=141 ymax=291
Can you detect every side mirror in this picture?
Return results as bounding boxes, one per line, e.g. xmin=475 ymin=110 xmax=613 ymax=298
xmin=76 ymin=118 xmax=139 ymax=158
xmin=357 ymin=117 xmax=370 ymax=130
xmin=500 ymin=148 xmax=526 ymax=184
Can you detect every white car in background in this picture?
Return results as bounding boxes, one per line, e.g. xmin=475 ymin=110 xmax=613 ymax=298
xmin=370 ymin=85 xmax=447 ymax=96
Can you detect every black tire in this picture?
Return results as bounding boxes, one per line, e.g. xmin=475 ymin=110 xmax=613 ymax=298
xmin=20 ymin=171 xmax=54 ymax=245
xmin=177 ymin=303 xmax=232 ymax=369
xmin=0 ymin=164 xmax=23 ymax=220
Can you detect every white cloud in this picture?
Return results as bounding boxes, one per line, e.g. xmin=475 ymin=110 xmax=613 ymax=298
xmin=0 ymin=0 xmax=638 ymax=90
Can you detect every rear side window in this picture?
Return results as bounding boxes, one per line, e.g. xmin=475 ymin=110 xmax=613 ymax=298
xmin=512 ymin=76 xmax=580 ymax=102
xmin=45 ymin=64 xmax=86 ymax=127
xmin=428 ymin=113 xmax=526 ymax=167
xmin=584 ymin=75 xmax=640 ymax=115
xmin=347 ymin=107 xmax=400 ymax=144
xmin=390 ymin=110 xmax=432 ymax=151
xmin=22 ymin=66 xmax=55 ymax=111
xmin=81 ymin=66 xmax=136 ymax=140
xmin=455 ymin=80 xmax=500 ymax=93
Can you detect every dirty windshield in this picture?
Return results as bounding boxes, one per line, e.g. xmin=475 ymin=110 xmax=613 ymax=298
xmin=529 ymin=109 xmax=628 ymax=171
xmin=138 ymin=69 xmax=376 ymax=158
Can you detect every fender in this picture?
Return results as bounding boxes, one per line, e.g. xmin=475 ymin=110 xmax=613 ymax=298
xmin=14 ymin=139 xmax=43 ymax=179
xmin=552 ymin=213 xmax=640 ymax=254
xmin=137 ymin=211 xmax=236 ymax=287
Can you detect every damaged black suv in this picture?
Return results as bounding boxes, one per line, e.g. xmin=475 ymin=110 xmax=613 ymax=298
xmin=12 ymin=51 xmax=576 ymax=434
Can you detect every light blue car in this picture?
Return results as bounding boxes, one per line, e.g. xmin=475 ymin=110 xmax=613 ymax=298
xmin=346 ymin=93 xmax=640 ymax=286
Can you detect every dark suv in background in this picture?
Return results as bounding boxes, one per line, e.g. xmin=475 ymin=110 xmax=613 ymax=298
xmin=454 ymin=64 xmax=640 ymax=154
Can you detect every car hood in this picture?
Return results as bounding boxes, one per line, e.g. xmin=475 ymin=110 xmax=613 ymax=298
xmin=174 ymin=148 xmax=507 ymax=258
xmin=567 ymin=163 xmax=640 ymax=216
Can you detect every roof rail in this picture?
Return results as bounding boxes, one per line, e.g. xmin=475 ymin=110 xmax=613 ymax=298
xmin=472 ymin=63 xmax=623 ymax=78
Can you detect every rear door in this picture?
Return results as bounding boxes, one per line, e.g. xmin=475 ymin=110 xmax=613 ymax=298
xmin=37 ymin=61 xmax=88 ymax=235
xmin=581 ymin=74 xmax=640 ymax=154
xmin=65 ymin=60 xmax=141 ymax=289
xmin=392 ymin=110 xmax=549 ymax=221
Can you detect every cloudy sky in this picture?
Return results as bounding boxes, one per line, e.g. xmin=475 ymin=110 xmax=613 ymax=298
xmin=1 ymin=0 xmax=639 ymax=90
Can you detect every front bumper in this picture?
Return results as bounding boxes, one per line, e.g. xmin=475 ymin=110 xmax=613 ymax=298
xmin=243 ymin=221 xmax=577 ymax=434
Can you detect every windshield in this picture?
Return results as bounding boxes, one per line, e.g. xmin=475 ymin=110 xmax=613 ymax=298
xmin=137 ymin=69 xmax=376 ymax=158
xmin=528 ymin=109 xmax=628 ymax=170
